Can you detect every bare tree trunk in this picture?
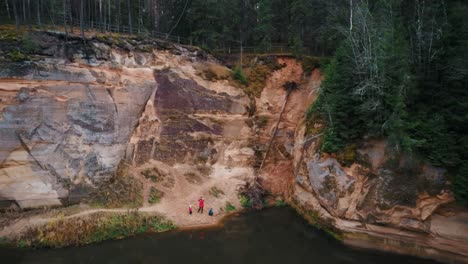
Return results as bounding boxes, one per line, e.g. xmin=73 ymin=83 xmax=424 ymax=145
xmin=68 ymin=0 xmax=73 ymax=33
xmin=36 ymin=0 xmax=42 ymax=29
xmin=99 ymin=0 xmax=103 ymax=32
xmin=117 ymin=0 xmax=120 ymax=32
xmin=103 ymin=0 xmax=106 ymax=31
xmin=153 ymin=0 xmax=159 ymax=32
xmin=12 ymin=0 xmax=19 ymax=33
xmin=22 ymin=0 xmax=25 ymax=24
xmin=138 ymin=0 xmax=141 ymax=33
xmin=88 ymin=0 xmax=91 ymax=29
xmin=80 ymin=0 xmax=84 ymax=38
xmin=63 ymin=0 xmax=68 ymax=36
xmin=108 ymin=0 xmax=111 ymax=32
xmin=5 ymin=0 xmax=11 ymax=19
xmin=258 ymin=86 xmax=293 ymax=174
xmin=127 ymin=0 xmax=132 ymax=34
xmin=27 ymin=0 xmax=31 ymax=32
xmin=349 ymin=0 xmax=353 ymax=31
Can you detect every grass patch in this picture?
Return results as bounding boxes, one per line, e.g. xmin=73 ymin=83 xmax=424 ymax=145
xmin=6 ymin=50 xmax=28 ymax=62
xmin=141 ymin=167 xmax=165 ymax=183
xmin=86 ymin=163 xmax=143 ymax=208
xmin=16 ymin=212 xmax=175 ymax=248
xmin=0 ymin=237 xmax=11 ymax=247
xmin=209 ymin=186 xmax=225 ymax=198
xmin=225 ymin=202 xmax=237 ymax=213
xmin=275 ymin=199 xmax=287 ymax=207
xmin=148 ymin=187 xmax=164 ymax=204
xmin=240 ymin=195 xmax=253 ymax=208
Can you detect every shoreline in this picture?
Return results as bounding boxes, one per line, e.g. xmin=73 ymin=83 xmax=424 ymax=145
xmin=0 ymin=205 xmax=248 ymax=249
xmin=2 ymin=205 xmax=467 ymax=263
xmin=290 ymin=200 xmax=468 ymax=264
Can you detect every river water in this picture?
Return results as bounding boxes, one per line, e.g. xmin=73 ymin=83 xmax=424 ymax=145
xmin=1 ymin=207 xmax=441 ymax=264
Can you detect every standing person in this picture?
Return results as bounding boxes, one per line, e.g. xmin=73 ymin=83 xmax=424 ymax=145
xmin=198 ymin=197 xmax=204 ymax=213
xmin=189 ymin=204 xmax=193 ymax=215
xmin=208 ymin=208 xmax=213 ymax=216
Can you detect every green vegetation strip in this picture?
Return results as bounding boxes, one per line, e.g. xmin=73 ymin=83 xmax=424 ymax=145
xmin=16 ymin=212 xmax=176 ymax=248
xmin=290 ymin=201 xmax=343 ymax=241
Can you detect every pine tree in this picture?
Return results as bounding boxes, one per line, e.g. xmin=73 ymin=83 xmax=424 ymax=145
xmin=255 ymin=0 xmax=274 ymax=52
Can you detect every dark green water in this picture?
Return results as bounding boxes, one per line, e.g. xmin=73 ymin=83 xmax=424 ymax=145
xmin=1 ymin=207 xmax=441 ymax=264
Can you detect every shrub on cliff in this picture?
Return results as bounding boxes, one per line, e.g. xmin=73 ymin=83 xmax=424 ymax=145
xmin=239 ymin=181 xmax=265 ymax=210
xmin=232 ymin=66 xmax=248 ymax=86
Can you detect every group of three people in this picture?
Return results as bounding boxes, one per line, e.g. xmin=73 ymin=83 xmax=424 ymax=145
xmin=189 ymin=197 xmax=213 ymax=216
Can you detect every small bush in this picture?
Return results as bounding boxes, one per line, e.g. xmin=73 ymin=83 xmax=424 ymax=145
xmin=238 ymin=181 xmax=266 ymax=209
xmin=21 ymin=36 xmax=40 ymax=54
xmin=0 ymin=237 xmax=11 ymax=247
xmin=148 ymin=187 xmax=164 ymax=204
xmin=275 ymin=199 xmax=286 ymax=207
xmin=142 ymin=167 xmax=164 ymax=183
xmin=257 ymin=116 xmax=269 ymax=128
xmin=240 ymin=195 xmax=253 ymax=208
xmin=209 ymin=186 xmax=225 ymax=198
xmin=232 ymin=66 xmax=248 ymax=86
xmin=7 ymin=50 xmax=28 ymax=62
xmin=225 ymin=202 xmax=237 ymax=213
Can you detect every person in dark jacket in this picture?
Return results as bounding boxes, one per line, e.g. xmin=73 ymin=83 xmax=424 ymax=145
xmin=208 ymin=208 xmax=214 ymax=216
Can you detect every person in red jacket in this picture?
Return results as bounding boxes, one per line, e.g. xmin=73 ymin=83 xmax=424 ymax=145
xmin=198 ymin=197 xmax=204 ymax=213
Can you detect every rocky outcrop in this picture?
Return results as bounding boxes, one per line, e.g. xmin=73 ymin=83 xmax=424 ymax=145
xmin=291 ymin=122 xmax=468 ymax=262
xmin=0 ymin=32 xmax=246 ymax=210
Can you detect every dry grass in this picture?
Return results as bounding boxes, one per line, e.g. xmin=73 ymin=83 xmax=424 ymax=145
xmin=141 ymin=167 xmax=165 ymax=183
xmin=209 ymin=186 xmax=225 ymax=198
xmin=148 ymin=187 xmax=164 ymax=204
xmin=184 ymin=172 xmax=203 ymax=184
xmin=196 ymin=164 xmax=213 ymax=176
xmin=199 ymin=63 xmax=232 ymax=81
xmin=16 ymin=212 xmax=176 ymax=248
